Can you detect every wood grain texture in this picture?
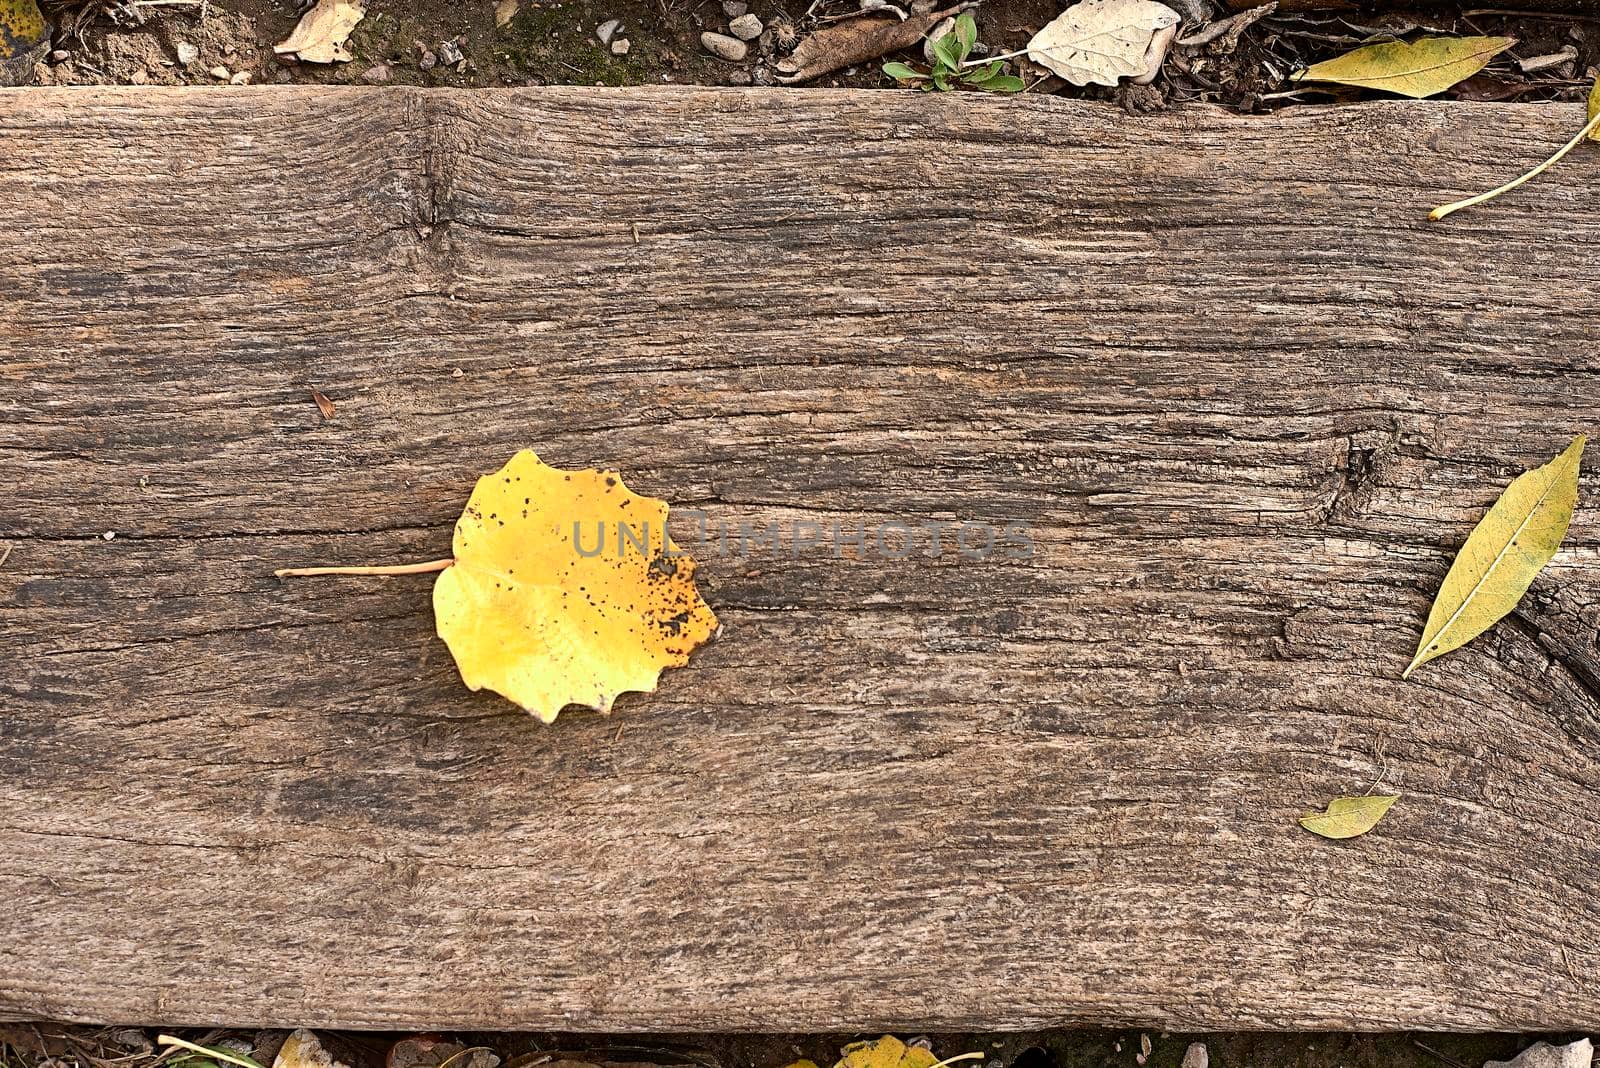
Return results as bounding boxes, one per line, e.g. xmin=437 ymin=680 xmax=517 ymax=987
xmin=3 ymin=87 xmax=1600 ymax=1033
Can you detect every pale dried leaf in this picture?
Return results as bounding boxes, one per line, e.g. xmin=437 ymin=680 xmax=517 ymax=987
xmin=1026 ymin=0 xmax=1180 ymax=87
xmin=273 ymin=1032 xmax=347 ymax=1068
xmin=274 ymin=0 xmax=367 ymax=63
xmin=1485 ymin=1040 xmax=1594 ymax=1068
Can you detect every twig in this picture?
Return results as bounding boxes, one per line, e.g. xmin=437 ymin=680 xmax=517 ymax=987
xmin=1430 ymin=110 xmax=1600 ymax=220
xmin=275 ymin=558 xmax=455 ymax=578
xmin=1411 ymin=1040 xmax=1469 ymax=1068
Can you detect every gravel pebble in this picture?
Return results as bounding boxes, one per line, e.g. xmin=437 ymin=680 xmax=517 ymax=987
xmin=363 ymin=62 xmax=392 ymax=82
xmin=722 ymin=0 xmax=748 ymax=14
xmin=208 ymin=65 xmax=231 ymax=79
xmin=700 ymin=31 xmax=747 ymax=60
xmin=175 ymin=41 xmax=199 ymax=65
xmin=596 ymin=18 xmax=621 ymax=43
xmin=1180 ymin=1045 xmax=1208 ymax=1068
xmin=611 ymin=37 xmax=631 ymax=53
xmin=728 ymin=13 xmax=763 ymax=39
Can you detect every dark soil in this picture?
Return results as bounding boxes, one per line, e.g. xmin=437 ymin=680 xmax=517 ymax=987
xmin=28 ymin=0 xmax=1600 ymax=111
xmin=0 ymin=1024 xmax=1589 ymax=1068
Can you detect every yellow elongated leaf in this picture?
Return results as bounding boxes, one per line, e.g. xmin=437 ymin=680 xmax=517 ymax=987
xmin=1293 ymin=36 xmax=1514 ymax=98
xmin=1405 ymin=436 xmax=1585 ymax=678
xmin=1300 ymin=795 xmax=1399 ymax=839
xmin=432 ymin=449 xmax=718 ymax=722
xmin=1588 ymin=74 xmax=1600 ymax=141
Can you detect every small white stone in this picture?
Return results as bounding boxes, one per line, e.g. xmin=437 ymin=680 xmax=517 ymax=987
xmin=610 ymin=37 xmax=631 ymax=53
xmin=728 ymin=13 xmax=763 ymax=39
xmin=175 ymin=41 xmax=199 ymax=65
xmin=700 ymin=31 xmax=747 ymax=60
xmin=722 ymin=0 xmax=747 ymax=14
xmin=102 ymin=531 xmax=115 ymax=541
xmin=230 ymin=71 xmax=252 ymax=84
xmin=596 ymin=18 xmax=621 ymax=43
xmin=208 ymin=65 xmax=231 ymax=79
xmin=1180 ymin=1044 xmax=1208 ymax=1068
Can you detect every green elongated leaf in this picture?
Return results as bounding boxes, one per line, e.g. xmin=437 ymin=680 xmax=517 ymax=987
xmin=932 ymin=29 xmax=964 ymax=72
xmin=1293 ymin=36 xmax=1514 ymax=98
xmin=973 ymin=73 xmax=1025 ymax=92
xmin=963 ymin=60 xmax=1003 ymax=82
xmin=1405 ymin=435 xmax=1585 ymax=677
xmin=1300 ymin=795 xmax=1399 ymax=840
xmin=954 ymin=13 xmax=977 ymax=59
xmin=883 ymin=61 xmax=924 ymax=82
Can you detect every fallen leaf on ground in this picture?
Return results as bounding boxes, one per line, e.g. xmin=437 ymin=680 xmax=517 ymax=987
xmin=274 ymin=0 xmax=367 ymax=63
xmin=1588 ymin=75 xmax=1600 ymax=141
xmin=389 ymin=1040 xmax=500 ymax=1068
xmin=494 ymin=0 xmax=520 ymax=27
xmin=776 ymin=5 xmax=963 ymax=83
xmin=273 ymin=1033 xmax=348 ymax=1068
xmin=1405 ymin=436 xmax=1585 ymax=677
xmin=835 ymin=1039 xmax=944 ymax=1068
xmin=1026 ymin=0 xmax=1180 ymax=87
xmin=1299 ymin=794 xmax=1399 ymax=839
xmin=0 ymin=0 xmax=48 ymax=86
xmin=1292 ymin=35 xmax=1513 ymax=98
xmin=310 ymin=388 xmax=336 ymax=419
xmin=1485 ymin=1039 xmax=1594 ymax=1068
xmin=277 ymin=450 xmax=718 ymax=723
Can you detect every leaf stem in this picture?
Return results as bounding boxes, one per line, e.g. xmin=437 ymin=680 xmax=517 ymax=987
xmin=961 ymin=47 xmax=1027 ymax=67
xmin=156 ymin=1037 xmax=266 ymax=1068
xmin=274 ymin=558 xmax=455 ymax=578
xmin=1429 ymin=110 xmax=1600 ymax=221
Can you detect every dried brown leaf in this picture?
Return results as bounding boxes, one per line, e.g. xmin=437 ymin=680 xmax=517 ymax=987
xmin=776 ymin=5 xmax=964 ymax=83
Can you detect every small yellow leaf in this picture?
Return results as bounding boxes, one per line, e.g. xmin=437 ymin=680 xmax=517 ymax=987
xmin=1405 ymin=436 xmax=1585 ymax=678
xmin=432 ymin=449 xmax=718 ymax=723
xmin=1293 ymin=36 xmax=1514 ymax=98
xmin=1300 ymin=795 xmax=1399 ymax=839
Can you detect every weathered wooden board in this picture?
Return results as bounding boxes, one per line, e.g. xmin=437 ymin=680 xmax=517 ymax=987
xmin=3 ymin=87 xmax=1600 ymax=1033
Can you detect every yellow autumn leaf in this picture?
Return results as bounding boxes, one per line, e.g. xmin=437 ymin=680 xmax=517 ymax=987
xmin=1300 ymin=795 xmax=1399 ymax=840
xmin=836 ymin=1040 xmax=944 ymax=1068
xmin=0 ymin=0 xmax=48 ymax=85
xmin=1588 ymin=74 xmax=1600 ymax=142
xmin=1293 ymin=36 xmax=1514 ymax=98
xmin=431 ymin=450 xmax=717 ymax=722
xmin=277 ymin=449 xmax=717 ymax=723
xmin=1405 ymin=436 xmax=1585 ymax=678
